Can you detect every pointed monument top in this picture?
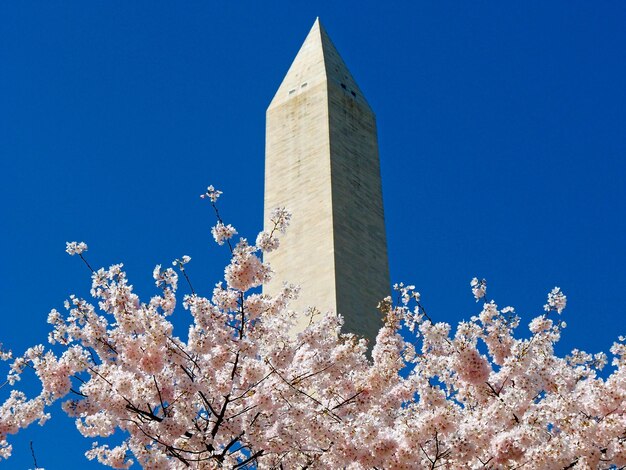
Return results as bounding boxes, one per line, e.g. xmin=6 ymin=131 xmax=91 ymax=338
xmin=268 ymin=18 xmax=370 ymax=110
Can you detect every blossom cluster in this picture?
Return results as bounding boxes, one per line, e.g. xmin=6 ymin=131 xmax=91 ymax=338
xmin=199 ymin=185 xmax=222 ymax=202
xmin=65 ymin=241 xmax=88 ymax=256
xmin=0 ymin=188 xmax=624 ymax=469
xmin=211 ymin=222 xmax=237 ymax=246
xmin=470 ymin=277 xmax=487 ymax=301
xmin=544 ymin=286 xmax=567 ymax=314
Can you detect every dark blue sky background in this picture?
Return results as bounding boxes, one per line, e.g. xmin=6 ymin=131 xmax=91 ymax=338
xmin=1 ymin=2 xmax=625 ymax=468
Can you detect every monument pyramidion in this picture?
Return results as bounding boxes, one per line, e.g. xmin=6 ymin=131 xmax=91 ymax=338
xmin=264 ymin=18 xmax=389 ymax=345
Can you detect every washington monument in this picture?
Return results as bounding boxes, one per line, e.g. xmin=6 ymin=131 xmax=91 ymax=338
xmin=264 ymin=19 xmax=389 ymax=345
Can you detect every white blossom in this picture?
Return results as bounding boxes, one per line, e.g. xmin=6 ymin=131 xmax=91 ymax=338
xmin=470 ymin=277 xmax=487 ymax=301
xmin=200 ymin=184 xmax=222 ymax=202
xmin=65 ymin=241 xmax=88 ymax=256
xmin=211 ymin=222 xmax=237 ymax=245
xmin=269 ymin=207 xmax=292 ymax=233
xmin=544 ymin=286 xmax=567 ymax=314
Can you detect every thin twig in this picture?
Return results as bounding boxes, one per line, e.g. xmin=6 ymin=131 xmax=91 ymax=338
xmin=78 ymin=253 xmax=95 ymax=273
xmin=30 ymin=441 xmax=39 ymax=469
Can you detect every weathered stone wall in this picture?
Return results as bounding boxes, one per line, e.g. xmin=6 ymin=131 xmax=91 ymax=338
xmin=264 ymin=19 xmax=389 ymax=345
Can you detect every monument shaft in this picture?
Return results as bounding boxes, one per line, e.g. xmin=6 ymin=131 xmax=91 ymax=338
xmin=264 ymin=19 xmax=389 ymax=344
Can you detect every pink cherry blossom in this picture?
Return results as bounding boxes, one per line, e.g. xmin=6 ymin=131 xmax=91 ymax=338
xmin=0 ymin=189 xmax=624 ymax=469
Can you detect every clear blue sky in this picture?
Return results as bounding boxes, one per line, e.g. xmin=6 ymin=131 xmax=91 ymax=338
xmin=1 ymin=2 xmax=625 ymax=468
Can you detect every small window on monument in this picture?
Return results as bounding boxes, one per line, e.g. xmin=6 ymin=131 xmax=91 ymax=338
xmin=341 ymin=83 xmax=347 ymax=89
xmin=351 ymin=91 xmax=356 ymax=97
xmin=289 ymin=89 xmax=296 ymax=95
xmin=301 ymin=82 xmax=308 ymax=88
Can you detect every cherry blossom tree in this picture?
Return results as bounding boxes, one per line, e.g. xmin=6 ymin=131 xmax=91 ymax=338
xmin=1 ymin=187 xmax=625 ymax=469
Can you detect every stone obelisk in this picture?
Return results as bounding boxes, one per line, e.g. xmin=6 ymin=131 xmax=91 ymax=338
xmin=264 ymin=18 xmax=389 ymax=345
